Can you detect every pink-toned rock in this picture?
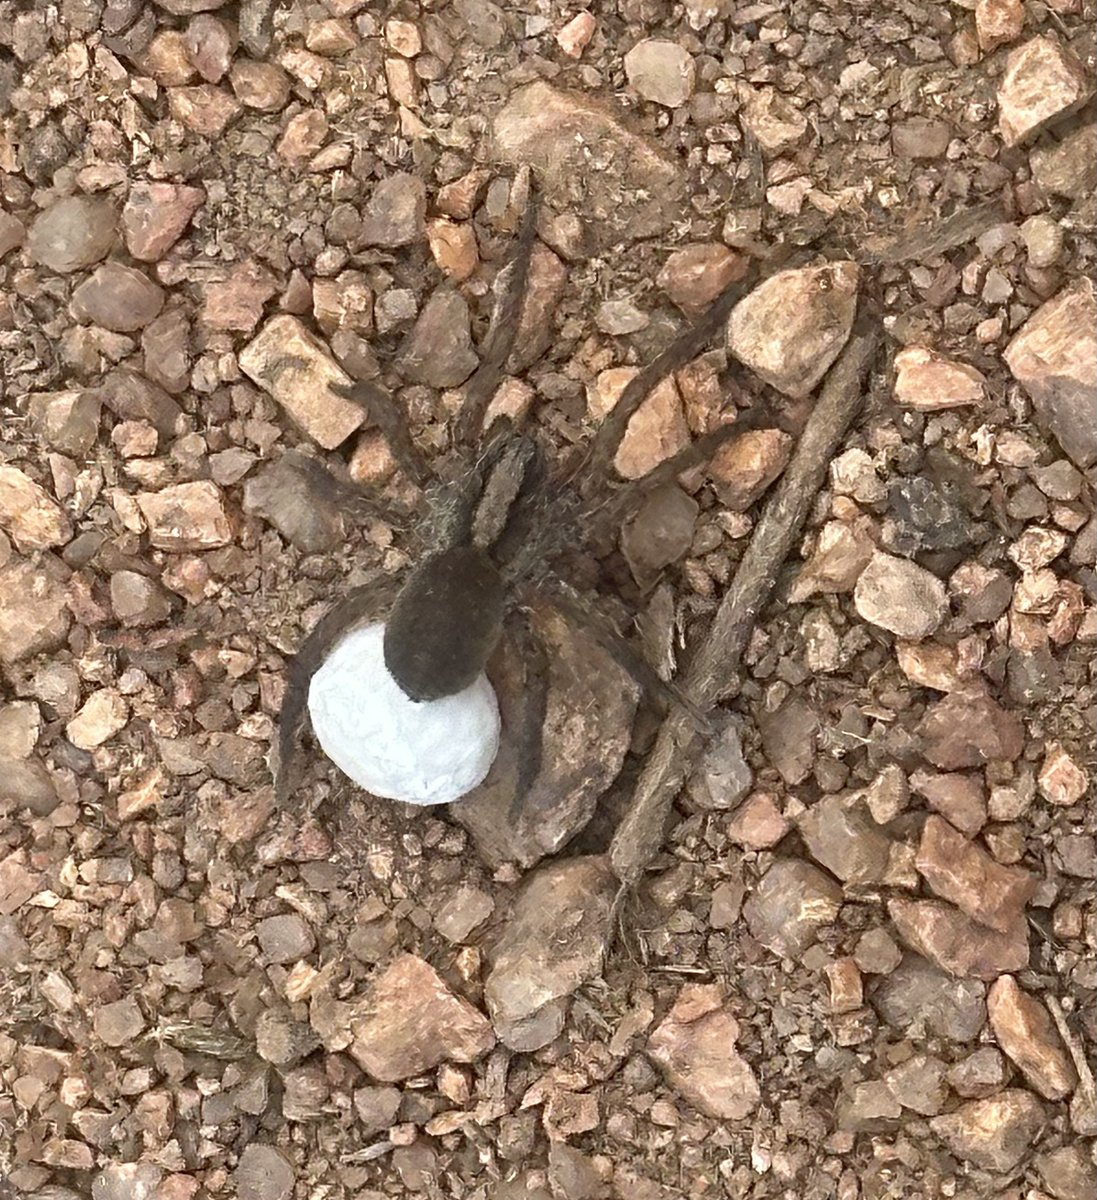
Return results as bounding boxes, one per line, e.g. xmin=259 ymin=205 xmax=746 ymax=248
xmin=357 ymin=173 xmax=426 ymax=248
xmin=624 ymin=38 xmax=696 ymax=108
xmin=706 ymin=427 xmax=793 ymax=511
xmin=647 ymin=984 xmax=760 ymax=1119
xmin=588 ymin=370 xmax=690 ymax=480
xmin=202 ymin=259 xmax=279 ymax=331
xmin=657 ymin=243 xmax=747 ymax=313
xmin=798 ymin=791 xmax=893 ymax=885
xmin=737 ymin=84 xmax=808 ymax=156
xmin=348 ymin=430 xmax=397 ymax=486
xmin=142 ymin=308 xmax=192 ymax=394
xmin=122 ymin=182 xmax=205 ymax=262
xmin=483 ymin=857 xmax=616 ymax=1031
xmin=167 ymin=84 xmax=241 ymax=136
xmin=726 ymin=792 xmax=790 ymax=849
xmin=888 ymin=898 xmax=1029 ymax=979
xmin=491 ymin=81 xmax=684 ymax=247
xmin=277 ymin=109 xmax=328 ymax=162
xmin=976 ymin=0 xmax=1025 ymax=52
xmin=426 ymin=218 xmax=479 ymax=281
xmin=930 ymin=1091 xmax=1044 ymax=1172
xmin=0 ymin=210 xmax=25 ymax=259
xmin=312 ymin=272 xmax=373 ymax=335
xmin=385 ymin=18 xmax=422 ymax=56
xmin=1009 ymin=526 xmax=1069 ymax=571
xmin=230 ymin=59 xmax=292 ymax=110
xmin=349 ymin=953 xmax=494 ymax=1081
xmin=556 ymin=10 xmax=596 ymax=57
xmin=1038 ymin=743 xmax=1087 ymax=806
xmin=827 ymin=957 xmax=864 ymax=1013
xmin=915 ymin=815 xmax=1036 ymax=933
xmin=71 ymin=262 xmax=165 ymax=332
xmin=854 ymin=551 xmax=948 ymax=639
xmin=0 ymin=559 xmax=71 ymax=665
xmin=728 ymin=262 xmax=859 ymax=398
xmin=136 ymin=481 xmax=232 ymax=551
xmin=910 ymin=771 xmax=987 ymax=836
xmin=789 ymin=518 xmax=877 ymax=601
xmin=66 ymin=688 xmax=128 ymax=750
xmin=894 ymin=347 xmax=986 ymax=411
xmin=27 ymin=195 xmax=117 ymax=275
xmin=184 ymin=13 xmax=235 ymax=82
xmin=143 ymin=30 xmax=196 ymax=86
xmin=0 ymin=849 xmax=43 ymax=915
xmin=239 ymin=314 xmax=363 ymax=449
xmin=919 ymin=689 xmax=1024 ymax=769
xmin=1004 ymin=278 xmax=1096 ymax=468
xmin=307 ymin=17 xmax=358 ymax=55
xmin=988 ymin=975 xmax=1077 ymax=1100
xmin=997 ymin=36 xmax=1091 ymax=148
xmin=949 ymin=560 xmax=1014 ymax=626
xmin=484 ymin=378 xmax=536 ymax=431
xmin=437 ymin=168 xmax=492 ymax=220
xmin=0 ymin=466 xmax=71 ymax=551
xmin=743 ymin=859 xmax=843 ymax=958
xmin=896 ymin=640 xmax=967 ymax=692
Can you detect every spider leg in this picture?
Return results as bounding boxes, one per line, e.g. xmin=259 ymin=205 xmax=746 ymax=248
xmin=275 ymin=576 xmax=401 ymax=807
xmin=329 ymin=376 xmax=432 ymax=488
xmin=574 ymin=249 xmax=792 ymax=495
xmin=504 ymin=605 xmax=550 ymax=825
xmin=471 ymin=429 xmax=539 ymax=551
xmin=530 ymin=576 xmax=714 ymax=735
xmin=581 ymin=420 xmax=748 ymax=537
xmin=454 ymin=168 xmax=541 ymax=446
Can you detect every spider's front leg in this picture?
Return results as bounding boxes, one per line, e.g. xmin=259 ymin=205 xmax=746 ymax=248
xmin=328 ymin=375 xmax=432 ymax=489
xmin=454 ymin=167 xmax=541 ymax=447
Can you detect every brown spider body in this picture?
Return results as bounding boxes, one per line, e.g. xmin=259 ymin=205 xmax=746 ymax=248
xmin=383 ymin=546 xmax=505 ymax=703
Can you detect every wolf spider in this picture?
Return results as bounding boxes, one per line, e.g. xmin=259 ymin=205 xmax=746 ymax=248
xmin=275 ymin=171 xmax=771 ymax=815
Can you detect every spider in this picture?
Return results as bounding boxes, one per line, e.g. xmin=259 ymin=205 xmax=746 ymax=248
xmin=274 ymin=170 xmax=774 ymax=821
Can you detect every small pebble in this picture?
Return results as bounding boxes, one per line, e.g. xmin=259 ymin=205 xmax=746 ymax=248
xmin=624 ymin=38 xmax=696 ymax=108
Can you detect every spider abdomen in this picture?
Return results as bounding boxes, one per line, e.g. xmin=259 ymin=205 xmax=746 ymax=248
xmin=383 ymin=546 xmax=505 ymax=702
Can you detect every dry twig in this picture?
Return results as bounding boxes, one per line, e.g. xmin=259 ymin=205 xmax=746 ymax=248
xmin=609 ymin=318 xmax=882 ymax=888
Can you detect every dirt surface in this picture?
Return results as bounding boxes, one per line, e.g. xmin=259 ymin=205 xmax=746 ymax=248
xmin=0 ymin=0 xmax=1095 ymax=1198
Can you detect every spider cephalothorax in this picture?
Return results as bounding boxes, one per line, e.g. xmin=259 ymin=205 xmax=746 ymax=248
xmin=275 ymin=171 xmax=771 ymax=813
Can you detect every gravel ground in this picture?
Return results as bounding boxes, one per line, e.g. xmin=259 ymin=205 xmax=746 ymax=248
xmin=0 ymin=0 xmax=1094 ymax=1197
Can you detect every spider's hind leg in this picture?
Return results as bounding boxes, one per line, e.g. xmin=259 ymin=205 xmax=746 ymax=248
xmin=504 ymin=604 xmax=551 ymax=825
xmin=274 ymin=577 xmax=401 ymax=808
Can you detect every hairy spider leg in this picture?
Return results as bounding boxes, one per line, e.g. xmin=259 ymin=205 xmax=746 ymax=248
xmin=454 ymin=167 xmax=541 ymax=447
xmin=329 ymin=376 xmax=432 ymax=489
xmin=503 ymin=604 xmax=550 ymax=827
xmin=271 ymin=352 xmax=433 ymax=491
xmin=528 ymin=576 xmax=714 ymax=734
xmin=571 ymin=262 xmax=764 ymax=495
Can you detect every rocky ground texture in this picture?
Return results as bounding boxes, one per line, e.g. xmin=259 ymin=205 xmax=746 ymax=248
xmin=0 ymin=0 xmax=1094 ymax=1198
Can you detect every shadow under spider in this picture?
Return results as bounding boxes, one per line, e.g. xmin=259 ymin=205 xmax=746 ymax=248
xmin=275 ymin=170 xmax=773 ymax=816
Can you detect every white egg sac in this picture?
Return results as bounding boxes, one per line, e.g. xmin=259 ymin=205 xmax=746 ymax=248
xmin=307 ymin=623 xmax=501 ymax=805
